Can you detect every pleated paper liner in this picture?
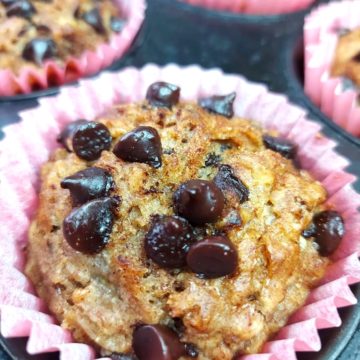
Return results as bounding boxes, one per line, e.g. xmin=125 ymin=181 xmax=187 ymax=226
xmin=304 ymin=0 xmax=360 ymax=138
xmin=0 ymin=65 xmax=360 ymax=360
xmin=0 ymin=0 xmax=145 ymax=97
xmin=182 ymin=0 xmax=315 ymax=15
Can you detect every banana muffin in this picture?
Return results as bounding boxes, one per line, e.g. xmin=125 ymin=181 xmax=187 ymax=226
xmin=25 ymin=82 xmax=345 ymax=359
xmin=0 ymin=0 xmax=125 ymax=73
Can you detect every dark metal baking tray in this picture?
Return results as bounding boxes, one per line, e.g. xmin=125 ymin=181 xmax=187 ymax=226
xmin=0 ymin=0 xmax=359 ymax=359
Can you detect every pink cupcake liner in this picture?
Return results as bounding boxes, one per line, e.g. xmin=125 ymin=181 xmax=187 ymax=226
xmin=0 ymin=0 xmax=146 ymax=97
xmin=182 ymin=0 xmax=315 ymax=15
xmin=0 ymin=64 xmax=360 ymax=360
xmin=304 ymin=0 xmax=360 ymax=138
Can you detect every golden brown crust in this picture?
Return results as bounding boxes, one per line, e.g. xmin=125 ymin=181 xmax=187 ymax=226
xmin=26 ymin=102 xmax=329 ymax=359
xmin=331 ymin=28 xmax=360 ymax=86
xmin=0 ymin=0 xmax=122 ymax=73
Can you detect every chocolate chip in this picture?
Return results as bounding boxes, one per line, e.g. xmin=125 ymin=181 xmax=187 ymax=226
xmin=168 ymin=317 xmax=185 ymax=336
xmin=6 ymin=0 xmax=36 ymax=19
xmin=63 ymin=197 xmax=118 ymax=254
xmin=173 ymin=281 xmax=185 ymax=292
xmin=82 ymin=8 xmax=105 ymax=34
xmin=36 ymin=24 xmax=51 ymax=35
xmin=214 ymin=165 xmax=249 ymax=203
xmin=263 ymin=135 xmax=297 ymax=160
xmin=310 ymin=211 xmax=345 ymax=256
xmin=113 ymin=126 xmax=162 ymax=168
xmin=199 ymin=92 xmax=236 ymax=118
xmin=186 ymin=236 xmax=238 ymax=279
xmin=133 ymin=324 xmax=186 ymax=360
xmin=184 ymin=343 xmax=199 ymax=358
xmin=352 ymin=52 xmax=360 ymax=62
xmin=22 ymin=38 xmax=57 ymax=65
xmin=110 ymin=16 xmax=126 ymax=33
xmin=144 ymin=215 xmax=195 ymax=269
xmin=57 ymin=120 xmax=89 ymax=152
xmin=72 ymin=121 xmax=112 ymax=161
xmin=204 ymin=152 xmax=221 ymax=167
xmin=61 ymin=167 xmax=115 ymax=206
xmin=51 ymin=225 xmax=60 ymax=233
xmin=146 ymin=82 xmax=180 ymax=108
xmin=173 ymin=180 xmax=224 ymax=226
xmin=73 ymin=5 xmax=81 ymax=18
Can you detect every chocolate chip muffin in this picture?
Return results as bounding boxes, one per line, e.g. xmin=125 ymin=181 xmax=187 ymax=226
xmin=0 ymin=0 xmax=125 ymax=73
xmin=331 ymin=27 xmax=360 ymax=87
xmin=25 ymin=82 xmax=345 ymax=360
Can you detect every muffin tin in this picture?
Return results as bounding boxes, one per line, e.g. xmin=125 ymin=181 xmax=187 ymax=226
xmin=0 ymin=0 xmax=359 ymax=359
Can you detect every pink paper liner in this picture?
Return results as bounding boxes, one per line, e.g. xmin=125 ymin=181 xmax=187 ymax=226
xmin=182 ymin=0 xmax=315 ymax=15
xmin=0 ymin=64 xmax=360 ymax=360
xmin=0 ymin=0 xmax=145 ymax=97
xmin=304 ymin=0 xmax=360 ymax=138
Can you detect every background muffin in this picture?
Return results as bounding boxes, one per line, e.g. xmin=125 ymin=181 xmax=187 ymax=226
xmin=304 ymin=0 xmax=360 ymax=138
xmin=1 ymin=0 xmax=123 ymax=72
xmin=0 ymin=0 xmax=145 ymax=96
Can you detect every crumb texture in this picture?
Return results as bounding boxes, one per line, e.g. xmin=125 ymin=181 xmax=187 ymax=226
xmin=26 ymin=103 xmax=329 ymax=359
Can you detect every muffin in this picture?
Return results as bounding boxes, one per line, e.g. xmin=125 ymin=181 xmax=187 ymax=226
xmin=0 ymin=0 xmax=124 ymax=72
xmin=1 ymin=65 xmax=358 ymax=360
xmin=24 ymin=80 xmax=346 ymax=359
xmin=0 ymin=0 xmax=145 ymax=96
xmin=331 ymin=28 xmax=360 ymax=87
xmin=304 ymin=0 xmax=360 ymax=138
xmin=182 ymin=0 xmax=316 ymax=15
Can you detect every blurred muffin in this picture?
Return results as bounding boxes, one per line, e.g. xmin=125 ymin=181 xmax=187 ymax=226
xmin=0 ymin=0 xmax=144 ymax=95
xmin=331 ymin=28 xmax=360 ymax=87
xmin=0 ymin=0 xmax=124 ymax=72
xmin=304 ymin=0 xmax=360 ymax=138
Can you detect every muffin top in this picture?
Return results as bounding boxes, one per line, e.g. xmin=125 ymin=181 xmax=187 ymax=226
xmin=331 ymin=27 xmax=360 ymax=87
xmin=25 ymin=83 xmax=345 ymax=360
xmin=0 ymin=0 xmax=124 ymax=73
